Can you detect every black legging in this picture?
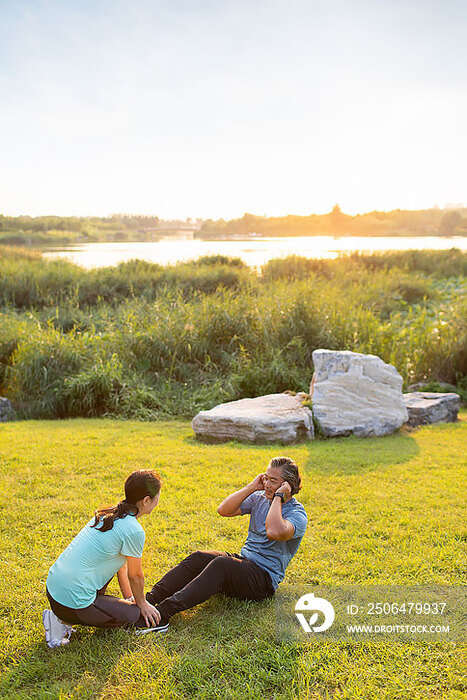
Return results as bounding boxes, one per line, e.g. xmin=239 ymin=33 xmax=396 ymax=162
xmin=46 ymin=588 xmax=142 ymax=628
xmin=146 ymin=550 xmax=275 ymax=625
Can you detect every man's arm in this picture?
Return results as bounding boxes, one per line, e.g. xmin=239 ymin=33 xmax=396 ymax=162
xmin=265 ymin=482 xmax=296 ymax=541
xmin=217 ymin=473 xmax=265 ymax=517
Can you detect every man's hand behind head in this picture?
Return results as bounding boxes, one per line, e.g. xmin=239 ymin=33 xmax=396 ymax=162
xmin=249 ymin=473 xmax=266 ymax=491
xmin=276 ymin=481 xmax=292 ymax=499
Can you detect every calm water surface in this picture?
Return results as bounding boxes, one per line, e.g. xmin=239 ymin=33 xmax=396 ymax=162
xmin=41 ymin=235 xmax=467 ymax=269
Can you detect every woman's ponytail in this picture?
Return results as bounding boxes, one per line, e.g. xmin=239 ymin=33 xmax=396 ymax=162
xmin=91 ymin=469 xmax=161 ymax=532
xmin=91 ymin=500 xmax=138 ymax=532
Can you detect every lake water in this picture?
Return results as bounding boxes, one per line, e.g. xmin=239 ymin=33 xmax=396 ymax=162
xmin=40 ymin=235 xmax=467 ymax=270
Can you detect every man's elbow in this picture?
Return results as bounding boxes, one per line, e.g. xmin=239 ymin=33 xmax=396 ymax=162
xmin=266 ymin=526 xmax=287 ymax=541
xmin=266 ymin=525 xmax=293 ymax=542
xmin=218 ymin=504 xmax=241 ymax=517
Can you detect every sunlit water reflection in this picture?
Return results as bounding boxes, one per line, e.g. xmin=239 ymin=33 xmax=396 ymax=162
xmin=41 ymin=234 xmax=467 ymax=269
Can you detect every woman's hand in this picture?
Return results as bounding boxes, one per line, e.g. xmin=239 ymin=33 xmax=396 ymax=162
xmin=138 ymin=600 xmax=161 ymax=627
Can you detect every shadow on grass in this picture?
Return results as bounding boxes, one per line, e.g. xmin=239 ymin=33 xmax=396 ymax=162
xmin=183 ymin=428 xmax=420 ymax=477
xmin=0 ymin=627 xmax=145 ymax=699
xmin=0 ymin=599 xmax=287 ymax=699
xmin=160 ymin=597 xmax=302 ymax=700
xmin=183 ymin=433 xmax=283 ymax=452
xmin=303 ymin=430 xmax=420 ymax=476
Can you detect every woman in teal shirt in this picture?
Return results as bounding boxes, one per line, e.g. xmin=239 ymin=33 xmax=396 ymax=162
xmin=43 ymin=469 xmax=163 ymax=648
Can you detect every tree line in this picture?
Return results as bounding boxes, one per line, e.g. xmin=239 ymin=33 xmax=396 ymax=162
xmin=198 ymin=205 xmax=467 ymax=237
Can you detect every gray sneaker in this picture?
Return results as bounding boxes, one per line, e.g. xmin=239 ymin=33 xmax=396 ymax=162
xmin=42 ymin=609 xmax=75 ymax=648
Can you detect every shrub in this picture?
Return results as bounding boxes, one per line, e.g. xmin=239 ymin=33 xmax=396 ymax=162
xmin=348 ymin=249 xmax=467 ymax=277
xmin=228 ymin=340 xmax=310 ymax=399
xmin=0 ymin=313 xmax=39 ymax=391
xmin=187 ymin=255 xmax=247 ymax=268
xmin=261 ymin=255 xmax=330 ymax=281
xmin=56 ymin=355 xmax=129 ymax=417
xmin=0 ymin=256 xmax=82 ymax=308
xmin=7 ymin=332 xmax=86 ymax=417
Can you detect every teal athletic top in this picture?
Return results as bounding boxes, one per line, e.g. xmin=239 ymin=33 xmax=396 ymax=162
xmin=240 ymin=491 xmax=307 ymax=590
xmin=46 ymin=514 xmax=145 ymax=609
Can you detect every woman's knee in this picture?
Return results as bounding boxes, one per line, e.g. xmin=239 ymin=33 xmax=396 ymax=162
xmin=117 ymin=603 xmax=141 ymax=626
xmin=78 ymin=597 xmax=140 ymax=628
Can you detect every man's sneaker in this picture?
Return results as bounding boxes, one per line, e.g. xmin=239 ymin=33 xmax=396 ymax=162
xmin=134 ymin=621 xmax=169 ymax=636
xmin=42 ymin=609 xmax=75 ymax=649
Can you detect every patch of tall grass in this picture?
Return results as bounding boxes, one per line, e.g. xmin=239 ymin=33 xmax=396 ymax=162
xmin=0 ymin=255 xmax=252 ymax=309
xmin=345 ymin=248 xmax=467 ymax=277
xmin=261 ymin=248 xmax=467 ymax=280
xmin=0 ymin=248 xmax=465 ymax=418
xmin=0 ymin=312 xmax=40 ymax=388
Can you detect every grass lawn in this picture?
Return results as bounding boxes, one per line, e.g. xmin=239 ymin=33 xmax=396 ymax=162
xmin=0 ymin=415 xmax=465 ymax=699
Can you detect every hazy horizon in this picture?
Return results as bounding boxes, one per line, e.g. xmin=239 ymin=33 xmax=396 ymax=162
xmin=2 ymin=203 xmax=467 ymax=222
xmin=1 ymin=0 xmax=466 ymax=219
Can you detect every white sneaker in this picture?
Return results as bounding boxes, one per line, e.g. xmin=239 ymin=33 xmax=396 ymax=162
xmin=134 ymin=621 xmax=169 ymax=636
xmin=42 ymin=609 xmax=75 ymax=649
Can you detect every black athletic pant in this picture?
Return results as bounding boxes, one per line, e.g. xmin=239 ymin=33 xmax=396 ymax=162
xmin=146 ymin=549 xmax=275 ymax=625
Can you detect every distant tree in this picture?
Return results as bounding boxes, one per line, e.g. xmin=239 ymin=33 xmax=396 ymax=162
xmin=327 ymin=203 xmax=350 ymax=233
xmin=439 ymin=210 xmax=462 ymax=235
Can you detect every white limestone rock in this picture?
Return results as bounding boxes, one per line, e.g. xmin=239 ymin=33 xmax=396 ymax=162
xmin=403 ymin=392 xmax=461 ymax=427
xmin=192 ymin=393 xmax=314 ymax=444
xmin=311 ymin=349 xmax=408 ymax=437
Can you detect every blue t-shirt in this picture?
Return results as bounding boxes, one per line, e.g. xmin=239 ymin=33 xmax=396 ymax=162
xmin=240 ymin=491 xmax=307 ymax=589
xmin=46 ymin=514 xmax=145 ymax=609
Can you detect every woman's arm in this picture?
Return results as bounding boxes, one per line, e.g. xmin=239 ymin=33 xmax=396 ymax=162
xmin=217 ymin=473 xmax=265 ymax=517
xmin=126 ymin=556 xmax=161 ymax=627
xmin=117 ymin=563 xmax=133 ymax=599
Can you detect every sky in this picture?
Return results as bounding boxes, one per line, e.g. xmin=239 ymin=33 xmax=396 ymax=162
xmin=0 ymin=0 xmax=466 ymax=219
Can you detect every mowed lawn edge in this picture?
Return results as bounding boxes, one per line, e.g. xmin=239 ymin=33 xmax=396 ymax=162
xmin=0 ymin=415 xmax=465 ymax=699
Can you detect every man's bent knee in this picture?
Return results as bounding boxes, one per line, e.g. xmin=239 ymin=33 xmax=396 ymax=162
xmin=182 ymin=550 xmax=220 ymax=569
xmin=185 ymin=550 xmax=225 ymax=562
xmin=205 ymin=555 xmax=234 ymax=574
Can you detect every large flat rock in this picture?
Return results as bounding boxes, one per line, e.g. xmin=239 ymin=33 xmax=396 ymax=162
xmin=192 ymin=393 xmax=314 ymax=444
xmin=404 ymin=392 xmax=461 ymax=426
xmin=311 ymin=349 xmax=408 ymax=437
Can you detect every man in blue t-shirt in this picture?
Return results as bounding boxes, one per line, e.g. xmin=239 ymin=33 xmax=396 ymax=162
xmin=145 ymin=456 xmax=307 ymax=632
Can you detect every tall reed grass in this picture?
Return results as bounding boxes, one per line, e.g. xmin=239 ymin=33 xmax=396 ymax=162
xmin=1 ymin=248 xmax=465 ymax=418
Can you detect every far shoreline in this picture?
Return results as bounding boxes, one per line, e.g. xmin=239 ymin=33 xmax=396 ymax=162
xmin=2 ymin=230 xmax=466 ymax=250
